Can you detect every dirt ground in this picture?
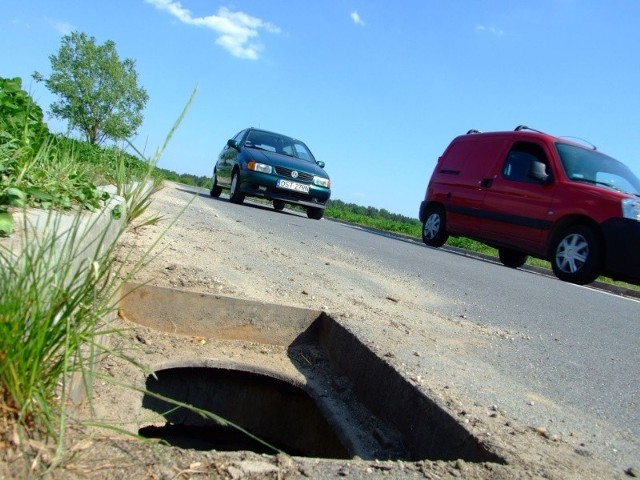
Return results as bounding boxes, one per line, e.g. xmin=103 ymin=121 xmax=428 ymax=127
xmin=1 ymin=182 xmax=631 ymax=479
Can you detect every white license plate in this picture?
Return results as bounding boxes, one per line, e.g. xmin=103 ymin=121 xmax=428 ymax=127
xmin=277 ymin=179 xmax=310 ymax=193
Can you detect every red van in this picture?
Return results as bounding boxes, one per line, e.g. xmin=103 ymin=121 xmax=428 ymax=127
xmin=419 ymin=126 xmax=640 ymax=285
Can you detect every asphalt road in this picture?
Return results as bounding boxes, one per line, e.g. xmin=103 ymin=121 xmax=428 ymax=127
xmin=192 ymin=186 xmax=639 ymax=471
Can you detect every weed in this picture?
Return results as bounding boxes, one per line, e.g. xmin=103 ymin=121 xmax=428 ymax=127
xmin=0 ymin=208 xmax=125 ymax=453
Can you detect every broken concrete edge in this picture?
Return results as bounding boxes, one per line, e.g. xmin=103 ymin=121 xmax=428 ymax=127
xmin=314 ymin=316 xmax=505 ymax=464
xmin=1 ymin=181 xmax=153 ymax=404
xmin=119 ymin=281 xmax=324 ymax=346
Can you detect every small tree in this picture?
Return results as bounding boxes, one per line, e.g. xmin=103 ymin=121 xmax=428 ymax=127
xmin=34 ymin=32 xmax=149 ymax=145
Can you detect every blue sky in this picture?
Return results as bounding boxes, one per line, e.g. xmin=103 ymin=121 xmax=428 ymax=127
xmin=2 ymin=1 xmax=640 ymax=218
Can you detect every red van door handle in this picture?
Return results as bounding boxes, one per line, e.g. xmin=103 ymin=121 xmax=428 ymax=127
xmin=481 ymin=178 xmax=493 ymax=188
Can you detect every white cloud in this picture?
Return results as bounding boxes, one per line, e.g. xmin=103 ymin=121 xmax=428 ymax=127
xmin=54 ymin=21 xmax=74 ymax=35
xmin=146 ymin=0 xmax=281 ymax=60
xmin=475 ymin=25 xmax=505 ymax=36
xmin=350 ymin=11 xmax=365 ymax=27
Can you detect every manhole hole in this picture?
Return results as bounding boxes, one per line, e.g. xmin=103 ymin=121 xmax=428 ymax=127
xmin=140 ymin=366 xmax=351 ymax=459
xmin=122 ymin=283 xmax=505 ymax=464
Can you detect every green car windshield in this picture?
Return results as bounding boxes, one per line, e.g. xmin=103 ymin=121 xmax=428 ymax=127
xmin=245 ymin=131 xmax=316 ymax=162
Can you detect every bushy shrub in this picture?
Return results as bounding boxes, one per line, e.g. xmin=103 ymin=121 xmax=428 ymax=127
xmin=0 ymin=77 xmax=49 ymax=155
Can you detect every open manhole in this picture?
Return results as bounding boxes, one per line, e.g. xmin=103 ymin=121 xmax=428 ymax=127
xmin=121 ymin=283 xmax=505 ymax=463
xmin=140 ymin=366 xmax=352 ymax=458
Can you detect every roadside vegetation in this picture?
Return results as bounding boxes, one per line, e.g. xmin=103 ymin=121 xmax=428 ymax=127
xmin=0 ymin=28 xmax=167 ymax=476
xmin=0 ymin=71 xmax=163 ymax=474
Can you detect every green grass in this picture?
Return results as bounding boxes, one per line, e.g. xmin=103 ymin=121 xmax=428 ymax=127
xmin=0 ymin=135 xmax=162 ymax=475
xmin=0 ymin=210 xmax=124 ymax=445
xmin=0 ymin=75 xmax=161 ymax=236
xmin=0 ymin=134 xmax=158 ymax=236
xmin=0 ymin=84 xmax=196 ymax=424
xmin=0 ymin=81 xmax=164 ymax=471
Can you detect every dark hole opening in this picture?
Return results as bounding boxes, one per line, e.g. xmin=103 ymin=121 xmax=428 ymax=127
xmin=139 ymin=423 xmax=295 ymax=455
xmin=140 ymin=367 xmax=351 ymax=459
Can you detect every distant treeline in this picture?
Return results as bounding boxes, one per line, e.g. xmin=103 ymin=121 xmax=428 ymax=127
xmin=156 ymin=168 xmax=211 ymax=188
xmin=324 ymin=199 xmax=422 ymax=237
xmin=326 ymin=199 xmax=418 ymax=223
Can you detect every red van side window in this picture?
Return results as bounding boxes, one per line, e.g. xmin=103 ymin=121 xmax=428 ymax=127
xmin=502 ymin=142 xmax=549 ymax=184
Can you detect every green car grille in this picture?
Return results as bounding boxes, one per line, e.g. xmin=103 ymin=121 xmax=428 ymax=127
xmin=274 ymin=166 xmax=314 ymax=182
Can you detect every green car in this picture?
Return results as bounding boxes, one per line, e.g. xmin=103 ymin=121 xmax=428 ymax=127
xmin=210 ymin=128 xmax=331 ymax=220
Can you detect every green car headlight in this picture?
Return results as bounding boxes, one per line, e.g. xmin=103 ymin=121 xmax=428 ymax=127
xmin=247 ymin=161 xmax=272 ymax=174
xmin=313 ymin=176 xmax=330 ymax=188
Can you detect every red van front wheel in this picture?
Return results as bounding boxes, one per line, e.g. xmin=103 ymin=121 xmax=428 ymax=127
xmin=551 ymin=225 xmax=602 ymax=285
xmin=422 ymin=205 xmax=449 ymax=248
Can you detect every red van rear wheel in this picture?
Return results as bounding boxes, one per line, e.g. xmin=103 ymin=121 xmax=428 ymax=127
xmin=551 ymin=225 xmax=602 ymax=285
xmin=422 ymin=205 xmax=448 ymax=248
